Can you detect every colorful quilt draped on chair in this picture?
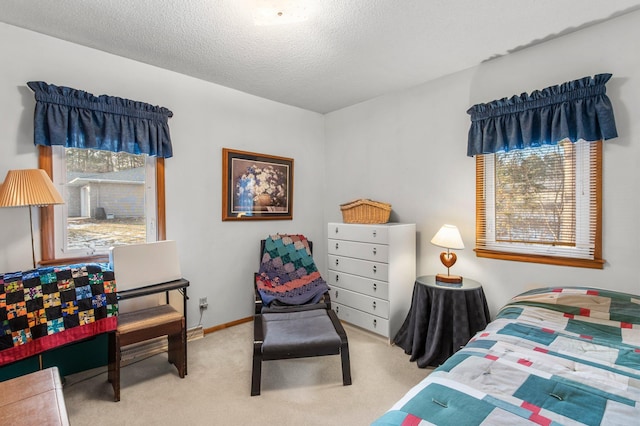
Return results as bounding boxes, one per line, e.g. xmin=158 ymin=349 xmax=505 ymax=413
xmin=0 ymin=263 xmax=118 ymax=366
xmin=256 ymin=234 xmax=329 ymax=306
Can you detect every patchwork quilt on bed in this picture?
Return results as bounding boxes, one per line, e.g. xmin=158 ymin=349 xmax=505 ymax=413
xmin=0 ymin=263 xmax=118 ymax=365
xmin=256 ymin=234 xmax=329 ymax=306
xmin=373 ymin=287 xmax=640 ymax=425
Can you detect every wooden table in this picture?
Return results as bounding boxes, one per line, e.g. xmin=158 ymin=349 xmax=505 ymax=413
xmin=0 ymin=366 xmax=69 ymax=425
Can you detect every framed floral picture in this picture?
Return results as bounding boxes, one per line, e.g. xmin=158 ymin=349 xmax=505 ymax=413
xmin=222 ymin=148 xmax=294 ymax=220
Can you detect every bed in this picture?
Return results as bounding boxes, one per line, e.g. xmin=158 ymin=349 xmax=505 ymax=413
xmin=373 ymin=287 xmax=640 ymax=425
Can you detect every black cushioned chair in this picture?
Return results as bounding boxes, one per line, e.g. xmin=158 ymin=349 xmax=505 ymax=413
xmin=251 ymin=240 xmax=351 ymax=396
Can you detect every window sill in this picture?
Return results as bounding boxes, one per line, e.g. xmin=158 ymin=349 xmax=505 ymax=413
xmin=38 ymin=254 xmax=110 ymax=267
xmin=474 ymin=248 xmax=605 ymax=269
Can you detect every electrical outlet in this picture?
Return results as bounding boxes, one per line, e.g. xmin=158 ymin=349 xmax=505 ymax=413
xmin=199 ymin=297 xmax=208 ymax=309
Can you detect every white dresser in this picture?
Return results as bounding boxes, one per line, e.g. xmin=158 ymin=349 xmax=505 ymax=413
xmin=327 ymin=222 xmax=416 ymax=340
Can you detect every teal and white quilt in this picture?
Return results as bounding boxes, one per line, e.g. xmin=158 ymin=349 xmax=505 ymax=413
xmin=373 ymin=287 xmax=640 ymax=425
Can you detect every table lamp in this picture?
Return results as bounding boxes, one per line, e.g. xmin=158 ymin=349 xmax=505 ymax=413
xmin=0 ymin=169 xmax=64 ymax=269
xmin=430 ymin=224 xmax=464 ymax=284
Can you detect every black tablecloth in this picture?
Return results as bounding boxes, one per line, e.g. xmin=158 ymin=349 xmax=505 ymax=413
xmin=393 ymin=279 xmax=490 ymax=368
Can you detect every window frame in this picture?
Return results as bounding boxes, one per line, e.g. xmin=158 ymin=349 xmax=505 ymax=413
xmin=38 ymin=145 xmax=166 ymax=265
xmin=475 ymin=140 xmax=604 ymax=269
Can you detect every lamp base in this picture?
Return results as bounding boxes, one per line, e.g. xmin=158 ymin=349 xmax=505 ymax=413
xmin=435 ymin=273 xmax=463 ymax=284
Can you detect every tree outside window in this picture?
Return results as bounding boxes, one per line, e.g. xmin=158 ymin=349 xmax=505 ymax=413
xmin=476 ymin=140 xmax=603 ymax=269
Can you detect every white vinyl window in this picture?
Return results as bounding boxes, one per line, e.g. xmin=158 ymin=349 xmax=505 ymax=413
xmin=476 ymin=139 xmax=603 ymax=268
xmin=51 ymin=146 xmax=157 ymax=258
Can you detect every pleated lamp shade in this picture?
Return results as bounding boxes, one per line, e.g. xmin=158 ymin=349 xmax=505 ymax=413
xmin=0 ymin=169 xmax=64 ymax=207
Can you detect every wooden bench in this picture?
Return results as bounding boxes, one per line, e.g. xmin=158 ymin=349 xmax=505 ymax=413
xmin=0 ymin=367 xmax=69 ymax=425
xmin=107 ymin=303 xmax=186 ymax=402
xmin=107 ymin=241 xmax=189 ymax=402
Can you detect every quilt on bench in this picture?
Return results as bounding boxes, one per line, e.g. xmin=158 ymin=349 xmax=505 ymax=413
xmin=373 ymin=287 xmax=640 ymax=425
xmin=0 ymin=263 xmax=118 ymax=366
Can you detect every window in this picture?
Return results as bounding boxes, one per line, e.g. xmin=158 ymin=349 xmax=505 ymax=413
xmin=476 ymin=139 xmax=603 ymax=269
xmin=38 ymin=146 xmax=166 ymax=264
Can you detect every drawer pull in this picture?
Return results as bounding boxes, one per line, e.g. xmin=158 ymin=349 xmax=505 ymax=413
xmin=335 ymin=258 xmax=339 ymax=266
xmin=373 ymin=265 xmax=377 ymax=273
xmin=373 ymin=247 xmax=377 ymax=255
xmin=335 ymin=274 xmax=339 ymax=282
xmin=373 ymin=230 xmax=377 ymax=237
xmin=336 ymin=306 xmax=339 ymax=313
xmin=335 ymin=290 xmax=339 ymax=298
xmin=335 ymin=227 xmax=339 ymax=234
xmin=373 ymin=318 xmax=377 ymax=327
xmin=372 ymin=301 xmax=377 ymax=310
xmin=335 ymin=242 xmax=339 ymax=250
xmin=373 ymin=283 xmax=377 ymax=291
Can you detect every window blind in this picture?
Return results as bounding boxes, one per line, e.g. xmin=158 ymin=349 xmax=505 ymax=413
xmin=476 ymin=140 xmax=600 ymax=260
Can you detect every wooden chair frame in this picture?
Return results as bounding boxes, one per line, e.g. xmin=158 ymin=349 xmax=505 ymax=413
xmin=251 ymin=239 xmax=351 ymax=395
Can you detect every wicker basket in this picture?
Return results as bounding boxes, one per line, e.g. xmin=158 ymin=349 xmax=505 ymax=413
xmin=340 ymin=199 xmax=391 ymax=224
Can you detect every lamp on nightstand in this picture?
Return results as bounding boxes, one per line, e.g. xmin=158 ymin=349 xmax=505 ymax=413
xmin=431 ymin=224 xmax=464 ymax=284
xmin=0 ymin=169 xmax=64 ymax=269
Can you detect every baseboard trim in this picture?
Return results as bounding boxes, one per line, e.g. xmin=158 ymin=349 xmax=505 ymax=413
xmin=203 ymin=316 xmax=252 ymax=335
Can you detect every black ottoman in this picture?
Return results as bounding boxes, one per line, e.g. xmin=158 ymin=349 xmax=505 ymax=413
xmin=251 ymin=308 xmax=351 ymax=395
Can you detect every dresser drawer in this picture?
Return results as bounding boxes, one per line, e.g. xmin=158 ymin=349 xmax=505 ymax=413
xmin=328 ymin=255 xmax=389 ymax=281
xmin=328 ymin=239 xmax=389 ymax=263
xmin=334 ymin=303 xmax=388 ymax=337
xmin=330 ymin=286 xmax=389 ymax=318
xmin=327 ymin=222 xmax=416 ymax=341
xmin=328 ymin=223 xmax=389 ymax=244
xmin=328 ymin=270 xmax=389 ymax=300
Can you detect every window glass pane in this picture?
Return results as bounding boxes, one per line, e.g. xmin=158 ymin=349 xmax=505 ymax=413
xmin=64 ymin=148 xmax=147 ymax=252
xmin=494 ymin=141 xmax=576 ymax=246
xmin=476 ymin=140 xmax=602 ymax=266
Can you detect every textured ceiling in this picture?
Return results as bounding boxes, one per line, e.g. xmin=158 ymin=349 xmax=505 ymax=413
xmin=2 ymin=0 xmax=640 ymax=113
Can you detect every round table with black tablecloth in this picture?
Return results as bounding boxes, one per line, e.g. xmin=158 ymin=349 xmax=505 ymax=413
xmin=393 ymin=275 xmax=490 ymax=368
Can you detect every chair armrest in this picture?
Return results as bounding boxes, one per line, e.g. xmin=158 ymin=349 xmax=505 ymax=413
xmin=327 ymin=309 xmax=348 ymax=344
xmin=253 ymin=312 xmax=264 ymax=343
xmin=320 ymin=291 xmax=332 ymax=310
xmin=254 ymin=273 xmax=264 ymax=315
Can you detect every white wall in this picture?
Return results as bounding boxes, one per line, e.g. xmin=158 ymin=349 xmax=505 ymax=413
xmin=3 ymin=9 xmax=640 ymax=328
xmin=0 ymin=23 xmax=326 ymax=329
xmin=325 ymin=10 xmax=640 ymax=316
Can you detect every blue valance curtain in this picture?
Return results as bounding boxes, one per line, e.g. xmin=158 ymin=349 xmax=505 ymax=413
xmin=466 ymin=73 xmax=618 ymax=157
xmin=27 ymin=81 xmax=174 ymax=158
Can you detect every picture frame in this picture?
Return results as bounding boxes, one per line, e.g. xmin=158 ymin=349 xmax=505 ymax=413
xmin=222 ymin=148 xmax=294 ymax=221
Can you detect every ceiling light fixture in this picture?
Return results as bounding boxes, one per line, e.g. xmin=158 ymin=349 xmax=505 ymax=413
xmin=252 ymin=1 xmax=308 ymax=26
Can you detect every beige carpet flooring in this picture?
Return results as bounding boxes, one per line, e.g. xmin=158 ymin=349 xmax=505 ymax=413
xmin=62 ymin=322 xmax=433 ymax=425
